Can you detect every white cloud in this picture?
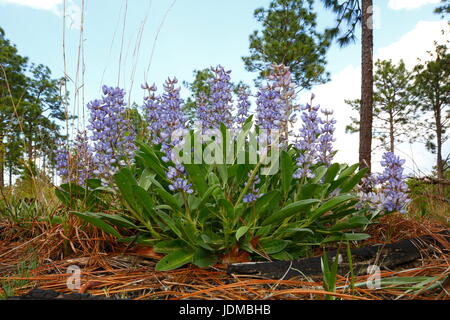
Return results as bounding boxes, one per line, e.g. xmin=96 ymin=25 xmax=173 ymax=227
xmin=304 ymin=20 xmax=449 ymax=175
xmin=388 ymin=0 xmax=440 ymax=10
xmin=299 ymin=66 xmax=361 ymax=167
xmin=0 ymin=0 xmax=82 ymax=29
xmin=377 ymin=20 xmax=449 ymax=67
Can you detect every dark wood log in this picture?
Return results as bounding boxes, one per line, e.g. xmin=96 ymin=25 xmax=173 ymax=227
xmin=227 ymin=233 xmax=449 ymax=280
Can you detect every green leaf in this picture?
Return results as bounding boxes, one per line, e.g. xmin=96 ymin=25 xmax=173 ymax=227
xmin=219 ymin=198 xmax=235 ymax=221
xmin=60 ymin=183 xmax=87 ymax=197
xmin=236 ymin=226 xmax=250 ymax=241
xmin=330 ymin=216 xmax=370 ymax=231
xmin=137 ymin=152 xmax=167 ymax=181
xmin=262 ymin=199 xmax=320 ymax=226
xmin=323 ymin=163 xmax=341 ymax=183
xmin=114 ymin=168 xmax=138 ymax=210
xmin=155 ymin=211 xmax=184 ymax=240
xmin=322 ymin=233 xmax=370 ymax=243
xmin=138 ymin=168 xmax=154 ymax=191
xmin=338 ymin=163 xmax=359 ymax=179
xmin=340 ymin=168 xmax=369 ymax=193
xmin=192 ymin=248 xmax=217 ymax=268
xmin=71 ymin=212 xmax=121 ymax=238
xmin=154 ymin=240 xmax=187 ymax=253
xmin=298 ymin=184 xmax=320 ymax=199
xmin=258 ymin=239 xmax=289 ymax=254
xmin=95 ymin=212 xmax=139 ymax=229
xmin=255 ymin=190 xmax=281 ymax=216
xmin=184 ymin=164 xmax=209 ymax=196
xmin=118 ymin=235 xmax=156 ymax=246
xmin=155 ymin=188 xmax=182 ymax=212
xmin=270 ymin=250 xmax=294 ymax=260
xmin=193 ymin=184 xmax=219 ymax=212
xmin=280 ymin=151 xmax=293 ymax=195
xmin=243 ymin=115 xmax=254 ymax=130
xmin=308 ymin=194 xmax=355 ymax=221
xmin=216 ymin=164 xmax=228 ymax=186
xmin=135 ymin=141 xmax=168 ymax=180
xmin=132 ymin=185 xmax=157 ymax=220
xmin=155 ymin=248 xmax=195 ymax=271
xmin=86 ymin=179 xmax=102 ymax=189
xmin=310 ymin=166 xmax=327 ymax=184
xmin=55 ymin=188 xmax=70 ymax=206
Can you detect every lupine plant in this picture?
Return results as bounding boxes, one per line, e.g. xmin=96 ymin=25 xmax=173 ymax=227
xmin=56 ymin=64 xmax=410 ymax=271
xmin=197 ymin=65 xmax=234 ymax=129
xmin=55 ymin=130 xmax=94 ymax=185
xmin=87 ymin=85 xmax=136 ymax=184
xmin=356 ymin=152 xmax=410 ymax=216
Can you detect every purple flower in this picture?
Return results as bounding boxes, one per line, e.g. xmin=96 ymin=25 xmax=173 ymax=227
xmin=197 ymin=65 xmax=234 ymax=129
xmin=378 ymin=152 xmax=409 ymax=214
xmin=255 ymin=82 xmax=284 ymax=131
xmin=55 ymin=139 xmax=70 ymax=182
xmin=236 ymin=84 xmax=251 ymax=128
xmin=87 ymin=85 xmax=136 ymax=183
xmin=255 ymin=64 xmax=297 ymax=145
xmin=242 ymin=173 xmax=263 ymax=203
xmin=356 ymin=153 xmax=409 ymax=214
xmin=318 ymin=108 xmax=336 ymax=167
xmin=142 ymin=78 xmax=192 ymax=194
xmin=243 ymin=193 xmax=257 ymax=203
xmin=293 ymin=100 xmax=322 ymax=179
xmin=55 ymin=130 xmax=95 ymax=185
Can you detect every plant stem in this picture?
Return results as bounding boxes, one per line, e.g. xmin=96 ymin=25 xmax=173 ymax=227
xmin=235 ymin=162 xmax=262 ymax=207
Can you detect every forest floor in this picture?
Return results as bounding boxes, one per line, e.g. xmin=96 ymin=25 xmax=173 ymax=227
xmin=0 ymin=213 xmax=448 ymax=300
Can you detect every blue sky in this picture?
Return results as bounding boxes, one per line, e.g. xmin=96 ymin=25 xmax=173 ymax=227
xmin=0 ymin=0 xmax=448 ymax=174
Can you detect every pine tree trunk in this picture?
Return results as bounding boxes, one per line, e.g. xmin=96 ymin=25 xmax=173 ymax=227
xmin=9 ymin=164 xmax=12 ymax=186
xmin=0 ymin=134 xmax=4 ymax=191
xmin=435 ymin=103 xmax=444 ymax=196
xmin=359 ymin=0 xmax=374 ymax=172
xmin=389 ymin=109 xmax=395 ymax=153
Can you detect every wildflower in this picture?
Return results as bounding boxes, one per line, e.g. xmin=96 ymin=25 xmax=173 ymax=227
xmin=197 ymin=65 xmax=234 ymax=129
xmin=55 ymin=139 xmax=70 ymax=182
xmin=356 ymin=153 xmax=409 ymax=214
xmin=143 ymin=83 xmax=162 ymax=144
xmin=142 ymin=78 xmax=192 ymax=194
xmin=243 ymin=174 xmax=263 ymax=203
xmin=236 ymin=84 xmax=251 ymax=128
xmin=293 ymin=98 xmax=322 ymax=179
xmin=378 ymin=152 xmax=410 ymax=214
xmin=87 ymin=85 xmax=136 ymax=183
xmin=255 ymin=64 xmax=296 ymax=135
xmin=318 ymin=108 xmax=336 ymax=167
xmin=55 ymin=130 xmax=95 ymax=185
xmin=270 ymin=64 xmax=297 ymax=143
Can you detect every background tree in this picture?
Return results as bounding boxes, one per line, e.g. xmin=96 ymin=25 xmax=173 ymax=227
xmin=22 ymin=63 xmax=65 ymax=163
xmin=346 ymin=59 xmax=414 ymax=153
xmin=0 ymin=27 xmax=28 ymax=191
xmin=0 ymin=27 xmax=65 ymax=190
xmin=243 ymin=0 xmax=330 ymax=89
xmin=411 ymin=42 xmax=449 ymax=183
xmin=322 ymin=0 xmax=374 ymax=172
xmin=182 ymin=68 xmax=247 ymax=127
xmin=434 ymin=0 xmax=449 ymax=17
xmin=183 ymin=68 xmax=214 ymax=125
xmin=4 ymin=132 xmax=23 ymax=186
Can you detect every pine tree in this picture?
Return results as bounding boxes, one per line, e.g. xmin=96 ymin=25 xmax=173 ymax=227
xmin=243 ymin=0 xmax=330 ymax=89
xmin=322 ymin=0 xmax=374 ymax=172
xmin=411 ymin=42 xmax=449 ymax=182
xmin=346 ymin=59 xmax=414 ymax=153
